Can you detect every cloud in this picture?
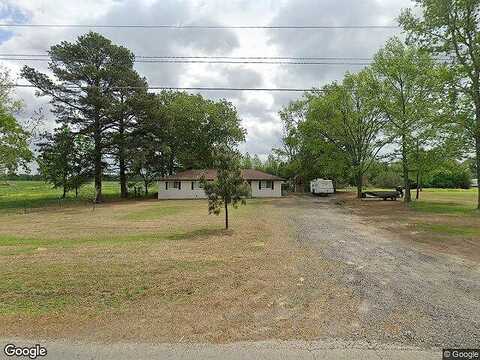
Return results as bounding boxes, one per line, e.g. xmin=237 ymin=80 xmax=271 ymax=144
xmin=0 ymin=0 xmax=414 ymax=167
xmin=267 ymin=0 xmax=410 ymax=109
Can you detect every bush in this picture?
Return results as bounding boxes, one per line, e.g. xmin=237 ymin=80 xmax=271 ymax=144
xmin=427 ymin=170 xmax=471 ymax=189
xmin=373 ymin=172 xmax=403 ymax=188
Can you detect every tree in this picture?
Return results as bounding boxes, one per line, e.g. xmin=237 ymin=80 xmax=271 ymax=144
xmin=276 ymin=93 xmax=352 ymax=189
xmin=201 ymin=146 xmax=251 ymax=229
xmin=137 ymin=91 xmax=245 ymax=176
xmin=37 ymin=126 xmax=93 ymax=197
xmin=399 ymin=0 xmax=480 ymax=208
xmin=109 ymin=69 xmax=148 ymax=198
xmin=0 ymin=110 xmax=32 ymax=177
xmin=306 ymin=70 xmax=388 ymax=198
xmin=0 ymin=68 xmax=32 ymax=177
xmin=252 ymin=154 xmax=263 ymax=170
xmin=241 ymin=152 xmax=253 ymax=169
xmin=128 ymin=132 xmax=165 ymax=196
xmin=22 ymin=32 xmax=136 ymax=202
xmin=371 ymin=37 xmax=443 ymax=203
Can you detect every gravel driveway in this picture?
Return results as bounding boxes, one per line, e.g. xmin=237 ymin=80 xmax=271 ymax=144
xmin=285 ymin=195 xmax=480 ymax=349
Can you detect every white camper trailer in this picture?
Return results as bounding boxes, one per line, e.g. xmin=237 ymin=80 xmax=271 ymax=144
xmin=310 ymin=179 xmax=335 ymax=196
xmin=473 ymin=179 xmax=478 ymax=188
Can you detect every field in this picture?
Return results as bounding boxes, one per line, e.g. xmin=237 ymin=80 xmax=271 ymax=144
xmin=0 ymin=181 xmax=479 ymax=343
xmin=0 ymin=180 xmax=308 ymax=342
xmin=339 ymin=188 xmax=480 ymax=261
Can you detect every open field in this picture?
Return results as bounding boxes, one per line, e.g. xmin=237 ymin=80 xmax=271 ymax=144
xmin=0 ymin=182 xmax=311 ymax=342
xmin=0 ymin=181 xmax=158 ymax=213
xmin=339 ymin=188 xmax=480 ymax=262
xmin=0 ymin=181 xmax=479 ymax=347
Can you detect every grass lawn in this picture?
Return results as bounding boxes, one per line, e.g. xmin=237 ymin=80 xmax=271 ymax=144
xmin=0 ymin=181 xmax=306 ymax=343
xmin=0 ymin=180 xmax=158 ymax=213
xmin=340 ymin=187 xmax=480 ymax=262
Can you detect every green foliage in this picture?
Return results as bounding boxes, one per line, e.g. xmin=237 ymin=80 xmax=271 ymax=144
xmin=37 ymin=126 xmax=93 ymax=197
xmin=22 ymin=32 xmax=137 ymax=202
xmin=399 ymin=0 xmax=480 ymax=207
xmin=275 ymin=94 xmax=352 ymax=189
xmin=371 ymin=37 xmax=445 ymax=202
xmin=426 ymin=161 xmax=472 ymax=189
xmin=0 ymin=109 xmax=32 ymax=176
xmin=0 ymin=68 xmax=32 ymax=176
xmin=135 ymin=91 xmax=245 ymax=176
xmin=305 ymin=70 xmax=388 ymax=197
xmin=201 ymin=146 xmax=250 ymax=229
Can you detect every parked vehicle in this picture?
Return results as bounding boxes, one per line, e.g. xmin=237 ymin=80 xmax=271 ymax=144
xmin=362 ymin=187 xmax=404 ymax=201
xmin=310 ymin=179 xmax=335 ymax=196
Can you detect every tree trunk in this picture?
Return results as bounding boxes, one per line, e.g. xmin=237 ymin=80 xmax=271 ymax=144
xmin=357 ymin=171 xmax=363 ymax=199
xmin=416 ymin=170 xmax=420 ymax=200
xmin=62 ymin=186 xmax=66 ymax=199
xmin=118 ymin=122 xmax=128 ymax=198
xmin=119 ymin=156 xmax=128 ymax=198
xmin=475 ymin=104 xmax=480 ymax=210
xmin=402 ymin=134 xmax=411 ymax=203
xmin=144 ymin=180 xmax=148 ymax=196
xmin=75 ymin=186 xmax=78 ymax=198
xmin=94 ymin=131 xmax=102 ymax=203
xmin=224 ymin=201 xmax=229 ymax=229
xmin=476 ymin=133 xmax=480 ymax=210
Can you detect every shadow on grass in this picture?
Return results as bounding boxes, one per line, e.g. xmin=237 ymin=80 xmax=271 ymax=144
xmin=166 ymin=228 xmax=232 ymax=241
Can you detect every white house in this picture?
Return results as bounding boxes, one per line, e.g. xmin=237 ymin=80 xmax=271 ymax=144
xmin=158 ymin=169 xmax=285 ymax=199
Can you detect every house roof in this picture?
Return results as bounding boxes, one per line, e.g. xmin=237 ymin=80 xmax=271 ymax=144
xmin=160 ymin=169 xmax=285 ymax=181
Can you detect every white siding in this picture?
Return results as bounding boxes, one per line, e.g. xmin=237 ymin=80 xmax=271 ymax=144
xmin=158 ymin=181 xmax=207 ymax=199
xmin=158 ymin=180 xmax=283 ymax=199
xmin=250 ymin=180 xmax=283 ymax=198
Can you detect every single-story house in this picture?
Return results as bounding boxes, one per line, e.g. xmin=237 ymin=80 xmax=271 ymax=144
xmin=158 ymin=169 xmax=285 ymax=199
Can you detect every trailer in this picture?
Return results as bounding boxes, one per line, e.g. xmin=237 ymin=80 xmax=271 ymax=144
xmin=362 ymin=187 xmax=404 ymax=201
xmin=310 ymin=179 xmax=335 ymax=196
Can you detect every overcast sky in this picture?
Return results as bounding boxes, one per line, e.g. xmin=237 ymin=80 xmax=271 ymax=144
xmin=0 ymin=0 xmax=412 ymax=159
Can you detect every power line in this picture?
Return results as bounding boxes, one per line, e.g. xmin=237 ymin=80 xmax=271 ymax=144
xmin=11 ymin=84 xmax=322 ymax=92
xmin=0 ymin=53 xmax=452 ymax=61
xmin=0 ymin=53 xmax=376 ymax=61
xmin=0 ymin=23 xmax=399 ymax=29
xmin=0 ymin=57 xmax=370 ymax=65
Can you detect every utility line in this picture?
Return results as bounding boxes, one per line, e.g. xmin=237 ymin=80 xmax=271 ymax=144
xmin=0 ymin=54 xmax=452 ymax=61
xmin=10 ymin=84 xmax=323 ymax=92
xmin=0 ymin=57 xmax=370 ymax=65
xmin=0 ymin=53 xmax=376 ymax=61
xmin=0 ymin=23 xmax=399 ymax=29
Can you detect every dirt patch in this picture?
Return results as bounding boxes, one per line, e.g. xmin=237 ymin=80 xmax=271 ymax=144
xmin=288 ymin=195 xmax=480 ymax=348
xmin=336 ymin=191 xmax=480 ymax=263
xmin=0 ymin=198 xmax=354 ymax=343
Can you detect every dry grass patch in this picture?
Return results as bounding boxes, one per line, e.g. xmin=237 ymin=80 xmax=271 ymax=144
xmin=0 ymin=197 xmax=314 ymax=342
xmin=338 ymin=189 xmax=480 ymax=262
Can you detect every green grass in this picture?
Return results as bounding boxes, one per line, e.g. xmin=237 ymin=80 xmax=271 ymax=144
xmin=0 ymin=180 xmax=158 ymax=213
xmin=410 ymin=188 xmax=479 ymax=215
xmin=0 ymin=259 xmax=223 ymax=315
xmin=0 ymin=233 xmax=178 ymax=253
xmin=121 ymin=204 xmax=186 ymax=221
xmin=416 ymin=223 xmax=480 ymax=236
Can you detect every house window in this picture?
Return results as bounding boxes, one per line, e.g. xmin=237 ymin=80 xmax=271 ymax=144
xmin=166 ymin=181 xmax=181 ymax=190
xmin=259 ymin=180 xmax=274 ymax=190
xmin=191 ymin=181 xmax=203 ymax=190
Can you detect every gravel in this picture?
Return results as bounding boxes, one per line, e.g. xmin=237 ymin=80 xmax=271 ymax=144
xmin=287 ymin=195 xmax=480 ymax=348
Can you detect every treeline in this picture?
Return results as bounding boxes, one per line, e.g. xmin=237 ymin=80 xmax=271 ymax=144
xmin=268 ymin=0 xmax=480 ymax=208
xmin=20 ymin=32 xmax=245 ymax=202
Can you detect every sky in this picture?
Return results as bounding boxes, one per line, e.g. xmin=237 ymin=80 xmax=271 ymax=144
xmin=0 ymin=0 xmax=413 ymax=161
